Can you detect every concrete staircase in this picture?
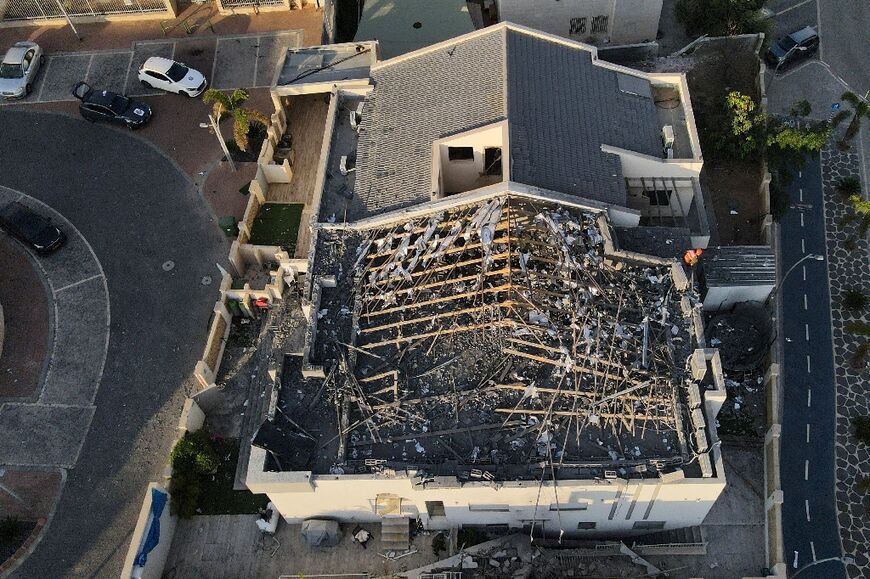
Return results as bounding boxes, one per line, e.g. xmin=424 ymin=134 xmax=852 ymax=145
xmin=380 ymin=517 xmax=410 ymax=553
xmin=631 ymin=525 xmax=707 ymax=555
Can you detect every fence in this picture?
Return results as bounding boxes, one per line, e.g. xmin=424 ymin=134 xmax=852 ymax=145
xmin=0 ymin=0 xmax=172 ymax=22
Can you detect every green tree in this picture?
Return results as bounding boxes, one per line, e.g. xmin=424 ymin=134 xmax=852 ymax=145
xmin=843 ymin=289 xmax=869 ymax=312
xmin=834 ymin=92 xmax=870 ymax=148
xmin=789 ymin=100 xmax=812 ymax=117
xmin=675 ymin=0 xmax=770 ymax=37
xmin=202 ymin=88 xmax=270 ymax=152
xmin=724 ymin=91 xmax=765 ymax=158
xmin=837 ymin=176 xmax=862 ymax=199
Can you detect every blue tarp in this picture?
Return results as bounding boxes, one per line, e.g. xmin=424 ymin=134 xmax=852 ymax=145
xmin=134 ymin=488 xmax=168 ymax=568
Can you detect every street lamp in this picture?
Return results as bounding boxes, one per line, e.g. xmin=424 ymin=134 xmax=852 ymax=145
xmin=766 ymin=253 xmax=824 ymax=306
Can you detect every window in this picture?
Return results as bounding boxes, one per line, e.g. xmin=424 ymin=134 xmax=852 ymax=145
xmin=569 ymin=17 xmax=586 ymax=35
xmin=550 ymin=502 xmax=588 ymax=511
xmin=591 ymin=15 xmax=609 ymax=34
xmin=448 ymin=146 xmax=474 ymax=161
xmin=643 ymin=189 xmax=672 ymax=206
xmin=468 ymin=504 xmax=510 ymax=512
xmin=577 ymin=522 xmax=597 ymax=530
xmin=484 ymin=147 xmax=502 ymax=176
xmin=426 ymin=501 xmax=446 ymax=517
xmin=633 ymin=521 xmax=666 ymax=530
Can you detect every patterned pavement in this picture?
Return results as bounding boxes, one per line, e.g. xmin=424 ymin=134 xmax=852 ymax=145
xmin=820 ymin=144 xmax=870 ymax=576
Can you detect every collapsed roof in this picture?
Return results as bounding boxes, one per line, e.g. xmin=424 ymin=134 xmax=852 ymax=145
xmin=273 ymin=196 xmax=708 ymax=481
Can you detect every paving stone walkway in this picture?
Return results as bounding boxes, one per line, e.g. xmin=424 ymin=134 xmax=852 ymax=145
xmin=820 ymin=144 xmax=870 ymax=576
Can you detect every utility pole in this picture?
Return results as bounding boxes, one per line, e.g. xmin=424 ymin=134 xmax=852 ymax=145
xmin=55 ymin=0 xmax=81 ymax=41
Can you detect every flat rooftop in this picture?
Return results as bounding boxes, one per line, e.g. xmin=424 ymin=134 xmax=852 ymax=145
xmin=274 ymin=44 xmax=376 ymax=88
xmin=263 ymin=196 xmax=703 ymax=481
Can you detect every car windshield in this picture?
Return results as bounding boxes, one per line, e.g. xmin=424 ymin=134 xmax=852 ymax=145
xmin=779 ymin=36 xmax=798 ymax=51
xmin=166 ymin=62 xmax=188 ymax=83
xmin=0 ymin=62 xmax=22 ymax=79
xmin=109 ymin=94 xmax=130 ymax=115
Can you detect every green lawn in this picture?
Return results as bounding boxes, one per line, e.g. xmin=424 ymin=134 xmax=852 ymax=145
xmin=197 ymin=438 xmax=268 ymax=516
xmin=247 ymin=203 xmax=303 ymax=252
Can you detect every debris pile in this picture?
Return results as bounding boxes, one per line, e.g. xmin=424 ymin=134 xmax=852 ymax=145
xmin=283 ymin=196 xmax=703 ymax=479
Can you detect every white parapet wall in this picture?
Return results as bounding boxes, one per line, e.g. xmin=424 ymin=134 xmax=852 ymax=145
xmin=120 ymin=484 xmax=177 ymax=579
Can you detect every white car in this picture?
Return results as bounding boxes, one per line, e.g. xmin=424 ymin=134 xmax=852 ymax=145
xmin=137 ymin=56 xmax=207 ymax=97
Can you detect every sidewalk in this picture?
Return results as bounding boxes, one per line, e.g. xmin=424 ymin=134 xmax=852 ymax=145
xmin=0 ymin=3 xmax=322 ymax=53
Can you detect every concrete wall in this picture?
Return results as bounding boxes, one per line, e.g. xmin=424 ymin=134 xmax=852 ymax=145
xmin=432 ymin=122 xmax=508 ymax=196
xmin=120 ymin=484 xmax=177 ymax=579
xmin=603 ymin=146 xmax=703 ymax=180
xmin=496 ymin=0 xmax=662 ymax=45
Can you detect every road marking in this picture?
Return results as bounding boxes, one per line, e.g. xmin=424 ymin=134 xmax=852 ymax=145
xmin=36 ymin=57 xmax=54 ymax=102
xmin=170 ymin=40 xmax=177 ymax=61
xmin=799 ymin=188 xmax=803 ymax=202
xmin=805 ymin=499 xmax=811 ymax=521
xmin=806 ymin=424 xmax=811 ymax=443
xmin=805 ymin=460 xmax=809 ymax=480
xmin=253 ymin=37 xmax=261 ymax=89
xmin=799 ymin=171 xmax=802 ymax=179
xmin=801 ymin=238 xmax=806 ymax=253
xmin=211 ymin=39 xmax=221 ymax=87
xmin=774 ymin=0 xmax=814 ymax=16
xmin=803 ymin=266 xmax=807 ymax=281
xmin=83 ymin=54 xmax=95 ymax=82
xmin=807 ymin=355 xmax=812 ymax=373
xmin=807 ymin=387 xmax=812 ymax=407
xmin=816 ymin=0 xmax=823 ymax=61
xmin=801 ymin=212 xmax=805 ymax=227
xmin=53 ymin=273 xmax=104 ymax=294
xmin=121 ymin=51 xmax=135 ymax=96
xmin=805 ymin=324 xmax=810 ymax=341
xmin=804 ymin=294 xmax=808 ymax=310
xmin=810 ymin=540 xmax=817 ymax=561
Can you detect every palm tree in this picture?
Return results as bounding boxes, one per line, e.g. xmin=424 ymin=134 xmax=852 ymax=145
xmin=833 ymin=91 xmax=870 ymax=145
xmin=202 ymin=88 xmax=270 ymax=152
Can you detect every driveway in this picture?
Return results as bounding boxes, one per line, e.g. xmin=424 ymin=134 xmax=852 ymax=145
xmin=0 ymin=108 xmax=227 ymax=577
xmin=0 ymin=30 xmax=301 ymax=105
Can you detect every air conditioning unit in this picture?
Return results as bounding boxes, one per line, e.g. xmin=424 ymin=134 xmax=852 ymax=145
xmin=662 ymin=125 xmax=675 ymax=149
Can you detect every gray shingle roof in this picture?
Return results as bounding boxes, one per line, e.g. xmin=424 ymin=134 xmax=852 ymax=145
xmin=352 ymin=25 xmax=663 ymax=218
xmin=506 ymin=29 xmax=661 ymax=205
xmin=703 ymin=246 xmax=776 ymax=287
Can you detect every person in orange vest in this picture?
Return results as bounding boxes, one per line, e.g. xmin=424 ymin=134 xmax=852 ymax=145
xmin=254 ymin=297 xmax=270 ymax=308
xmin=683 ymin=248 xmax=704 ymax=267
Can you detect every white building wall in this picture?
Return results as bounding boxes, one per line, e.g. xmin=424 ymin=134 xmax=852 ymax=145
xmin=496 ymin=0 xmax=662 ymax=45
xmin=252 ymin=471 xmax=724 ymax=535
xmin=704 ymin=285 xmax=774 ymax=311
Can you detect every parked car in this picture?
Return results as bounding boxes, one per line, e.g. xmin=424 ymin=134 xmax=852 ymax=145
xmin=72 ymin=81 xmax=152 ymax=129
xmin=137 ymin=57 xmax=207 ymax=97
xmin=0 ymin=41 xmax=44 ymax=99
xmin=766 ymin=26 xmax=819 ymax=70
xmin=0 ymin=202 xmax=65 ymax=254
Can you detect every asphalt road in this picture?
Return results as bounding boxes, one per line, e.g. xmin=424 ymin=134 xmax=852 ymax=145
xmin=0 ymin=109 xmax=227 ymax=577
xmin=817 ymin=0 xmax=870 ymax=96
xmin=778 ymin=155 xmax=844 ymax=577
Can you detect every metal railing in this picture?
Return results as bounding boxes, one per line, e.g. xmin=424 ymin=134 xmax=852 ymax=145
xmin=216 ymin=0 xmax=285 ymax=9
xmin=2 ymin=0 xmax=167 ymax=20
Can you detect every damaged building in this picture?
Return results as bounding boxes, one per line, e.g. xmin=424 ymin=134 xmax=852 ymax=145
xmin=242 ymin=22 xmax=727 ymax=538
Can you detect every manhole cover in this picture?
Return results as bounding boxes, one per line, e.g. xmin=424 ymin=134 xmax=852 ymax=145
xmin=201 ymin=275 xmax=212 ymax=285
xmin=162 ymin=260 xmax=175 ymax=271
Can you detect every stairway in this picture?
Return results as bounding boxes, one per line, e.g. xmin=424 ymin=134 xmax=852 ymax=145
xmin=380 ymin=517 xmax=410 ymax=553
xmin=631 ymin=525 xmax=706 ymax=555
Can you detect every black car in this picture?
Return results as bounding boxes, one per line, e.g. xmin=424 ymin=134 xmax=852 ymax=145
xmin=72 ymin=81 xmax=152 ymax=129
xmin=766 ymin=26 xmax=819 ymax=70
xmin=0 ymin=202 xmax=65 ymax=253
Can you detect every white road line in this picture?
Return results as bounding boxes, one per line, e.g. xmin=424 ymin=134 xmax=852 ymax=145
xmin=83 ymin=54 xmax=95 ymax=82
xmin=211 ymin=39 xmax=221 ymax=87
xmin=253 ymin=36 xmax=261 ymax=88
xmin=816 ymin=0 xmax=823 ymax=61
xmin=810 ymin=540 xmax=817 ymax=561
xmin=800 ymin=188 xmax=804 ymax=202
xmin=775 ymin=0 xmax=814 ymax=16
xmin=807 ymin=355 xmax=812 ymax=373
xmin=121 ymin=51 xmax=135 ymax=96
xmin=804 ymin=294 xmax=808 ymax=310
xmin=803 ymin=266 xmax=807 ymax=281
xmin=805 ymin=324 xmax=810 ymax=341
xmin=805 ymin=499 xmax=811 ymax=521
xmin=807 ymin=387 xmax=812 ymax=407
xmin=36 ymin=57 xmax=54 ymax=102
xmin=805 ymin=460 xmax=809 ymax=480
xmin=53 ymin=273 xmax=104 ymax=294
xmin=801 ymin=212 xmax=805 ymax=227
xmin=806 ymin=423 xmax=811 ymax=443
xmin=801 ymin=238 xmax=806 ymax=253
xmin=799 ymin=171 xmax=803 ymax=179
xmin=170 ymin=41 xmax=177 ymax=61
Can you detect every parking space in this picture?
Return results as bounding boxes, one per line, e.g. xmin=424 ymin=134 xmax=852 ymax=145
xmin=1 ymin=30 xmax=303 ymax=106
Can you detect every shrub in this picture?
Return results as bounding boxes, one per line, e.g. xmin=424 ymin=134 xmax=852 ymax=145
xmin=171 ymin=430 xmax=220 ymax=476
xmin=843 ymin=290 xmax=869 ymax=312
xmin=675 ymin=0 xmax=769 ymax=37
xmin=851 ymin=342 xmax=870 ymax=370
xmin=837 ymin=177 xmax=862 ymax=199
xmin=0 ymin=516 xmax=23 ymax=542
xmin=790 ymin=100 xmax=812 ymax=117
xmin=431 ymin=532 xmax=447 ymax=556
xmin=845 ymin=321 xmax=870 ymax=337
xmin=854 ymin=416 xmax=870 ymax=444
xmin=858 ymin=476 xmax=870 ymax=493
xmin=168 ymin=468 xmax=202 ymax=519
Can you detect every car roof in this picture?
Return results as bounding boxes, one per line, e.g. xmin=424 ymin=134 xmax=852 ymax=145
xmin=789 ymin=26 xmax=818 ymax=43
xmin=142 ymin=56 xmax=178 ymax=74
xmin=87 ymin=89 xmax=123 ymax=107
xmin=2 ymin=45 xmax=31 ymax=65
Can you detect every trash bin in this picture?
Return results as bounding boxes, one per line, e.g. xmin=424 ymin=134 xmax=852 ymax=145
xmin=219 ymin=216 xmax=238 ymax=238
